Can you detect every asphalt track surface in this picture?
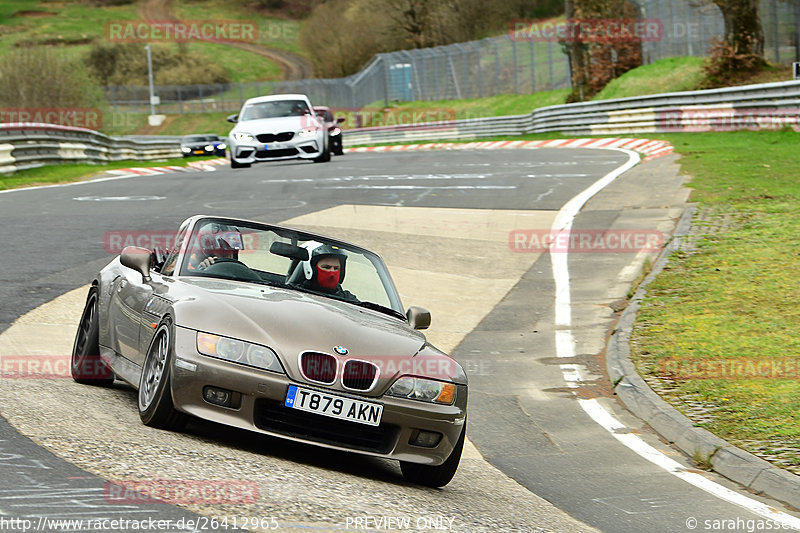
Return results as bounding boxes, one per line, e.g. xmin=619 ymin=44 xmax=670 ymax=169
xmin=1 ymin=149 xmax=798 ymax=532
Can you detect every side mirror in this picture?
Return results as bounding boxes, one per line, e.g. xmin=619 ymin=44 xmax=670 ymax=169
xmin=226 ymin=114 xmax=238 ymax=123
xmin=336 ymin=117 xmax=345 ymax=124
xmin=120 ymin=246 xmax=152 ymax=282
xmin=406 ymin=306 xmax=431 ymax=330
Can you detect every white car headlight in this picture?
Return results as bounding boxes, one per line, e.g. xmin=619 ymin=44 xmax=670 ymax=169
xmin=196 ymin=332 xmax=283 ymax=373
xmin=386 ymin=376 xmax=456 ymax=405
xmin=297 ymin=128 xmax=318 ymax=138
xmin=232 ymin=132 xmax=255 ymax=142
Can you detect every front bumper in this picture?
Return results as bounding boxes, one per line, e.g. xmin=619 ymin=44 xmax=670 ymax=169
xmin=229 ymin=134 xmax=323 ymax=163
xmin=169 ymin=327 xmax=467 ymax=465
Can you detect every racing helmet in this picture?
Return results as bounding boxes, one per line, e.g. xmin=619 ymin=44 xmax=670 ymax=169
xmin=195 ymin=222 xmax=244 ymax=259
xmin=301 ymin=241 xmax=348 ymax=286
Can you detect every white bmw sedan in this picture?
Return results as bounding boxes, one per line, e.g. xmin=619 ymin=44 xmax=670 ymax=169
xmin=227 ymin=94 xmax=330 ymax=169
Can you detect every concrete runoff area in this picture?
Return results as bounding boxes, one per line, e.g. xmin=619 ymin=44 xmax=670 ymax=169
xmin=0 ymin=206 xmax=592 ymax=532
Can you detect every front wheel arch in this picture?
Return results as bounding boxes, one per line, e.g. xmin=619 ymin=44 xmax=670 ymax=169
xmin=138 ymin=316 xmax=187 ymax=430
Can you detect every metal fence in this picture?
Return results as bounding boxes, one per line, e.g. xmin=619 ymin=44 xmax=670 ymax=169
xmin=640 ymin=0 xmax=800 ymax=64
xmin=104 ymin=0 xmax=800 ymax=114
xmin=105 ymin=36 xmax=571 ymax=114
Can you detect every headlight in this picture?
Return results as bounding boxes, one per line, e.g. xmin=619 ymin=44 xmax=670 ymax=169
xmin=217 ymin=143 xmax=226 ymax=150
xmin=386 ymin=377 xmax=456 ymax=405
xmin=232 ymin=132 xmax=254 ymax=142
xmin=330 ymin=127 xmax=341 ymax=136
xmin=297 ymin=128 xmax=317 ymax=138
xmin=204 ymin=145 xmax=214 ymax=151
xmin=196 ymin=332 xmax=283 ymax=373
xmin=181 ymin=146 xmax=191 ymax=153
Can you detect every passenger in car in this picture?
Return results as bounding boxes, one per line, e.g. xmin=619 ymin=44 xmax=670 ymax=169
xmin=300 ymin=244 xmax=358 ymax=301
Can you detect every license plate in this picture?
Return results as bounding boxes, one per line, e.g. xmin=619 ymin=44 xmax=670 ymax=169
xmin=193 ymin=150 xmax=204 ymax=154
xmin=285 ymin=385 xmax=383 ymax=426
xmin=264 ymin=143 xmax=285 ymax=150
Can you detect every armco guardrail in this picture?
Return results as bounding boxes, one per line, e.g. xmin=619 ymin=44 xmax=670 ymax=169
xmin=343 ymin=80 xmax=800 ymax=146
xmin=0 ymin=124 xmax=181 ymax=174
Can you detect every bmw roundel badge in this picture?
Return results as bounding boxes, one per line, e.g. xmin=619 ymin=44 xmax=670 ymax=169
xmin=333 ymin=345 xmax=348 ymax=355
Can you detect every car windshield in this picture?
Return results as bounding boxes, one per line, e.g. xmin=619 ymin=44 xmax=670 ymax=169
xmin=240 ymin=100 xmax=311 ymax=121
xmin=183 ymin=135 xmax=218 ymax=143
xmin=177 ymin=218 xmax=404 ymax=317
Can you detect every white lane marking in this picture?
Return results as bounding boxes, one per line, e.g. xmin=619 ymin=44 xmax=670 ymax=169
xmin=580 ymin=398 xmax=800 ymax=527
xmin=551 ymin=148 xmax=800 ymax=525
xmin=320 ymin=185 xmax=516 ymax=190
xmin=527 ymin=174 xmax=589 ymax=178
xmin=73 ymin=195 xmax=165 ymax=201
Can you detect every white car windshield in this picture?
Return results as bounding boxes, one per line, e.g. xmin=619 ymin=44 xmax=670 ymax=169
xmin=177 ymin=219 xmax=405 ymax=317
xmin=240 ymin=100 xmax=311 ymax=121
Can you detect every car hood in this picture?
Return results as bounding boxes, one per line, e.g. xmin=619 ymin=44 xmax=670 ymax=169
xmin=172 ymin=278 xmax=462 ymax=393
xmin=231 ymin=116 xmax=317 ymax=134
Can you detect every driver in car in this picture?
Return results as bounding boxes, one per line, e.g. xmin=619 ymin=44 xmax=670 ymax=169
xmin=187 ymin=224 xmax=244 ymax=271
xmin=299 ymin=243 xmax=358 ymax=301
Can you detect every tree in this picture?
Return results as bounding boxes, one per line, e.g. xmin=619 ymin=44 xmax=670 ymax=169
xmin=564 ymin=0 xmax=643 ymax=102
xmin=710 ymin=0 xmax=764 ymax=57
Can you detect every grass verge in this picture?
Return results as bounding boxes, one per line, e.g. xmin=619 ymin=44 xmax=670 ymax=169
xmin=593 ymin=56 xmax=706 ymax=100
xmin=631 ymin=130 xmax=800 ymax=473
xmin=0 ymin=156 xmax=216 ymax=191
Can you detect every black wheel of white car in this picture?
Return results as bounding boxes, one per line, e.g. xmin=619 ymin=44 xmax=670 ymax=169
xmin=71 ymin=287 xmax=114 ymax=386
xmin=138 ymin=318 xmax=186 ymax=430
xmin=313 ymin=141 xmax=331 ymax=163
xmin=400 ymin=420 xmax=465 ymax=487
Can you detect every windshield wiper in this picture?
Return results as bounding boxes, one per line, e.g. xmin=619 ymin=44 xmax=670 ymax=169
xmin=353 ymin=300 xmax=406 ymax=321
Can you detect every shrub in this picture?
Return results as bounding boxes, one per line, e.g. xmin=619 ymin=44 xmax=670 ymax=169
xmin=85 ymin=43 xmax=230 ymax=86
xmin=0 ymin=47 xmax=103 ymax=108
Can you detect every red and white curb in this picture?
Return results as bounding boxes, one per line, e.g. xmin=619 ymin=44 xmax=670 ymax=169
xmin=105 ymin=158 xmax=227 ymax=178
xmin=345 ymin=138 xmax=674 ymax=162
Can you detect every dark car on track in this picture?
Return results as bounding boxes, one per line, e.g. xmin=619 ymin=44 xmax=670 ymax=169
xmin=181 ymin=134 xmax=227 ymax=157
xmin=71 ymin=215 xmax=468 ymax=487
xmin=314 ymin=106 xmax=345 ymax=156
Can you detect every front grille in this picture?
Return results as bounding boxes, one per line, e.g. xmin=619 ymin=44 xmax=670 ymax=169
xmin=342 ymin=360 xmax=378 ymax=391
xmin=255 ymin=148 xmax=299 ymax=159
xmin=254 ymin=398 xmax=396 ymax=453
xmin=300 ymin=352 xmax=337 ymax=384
xmin=256 ymin=132 xmax=294 ymax=143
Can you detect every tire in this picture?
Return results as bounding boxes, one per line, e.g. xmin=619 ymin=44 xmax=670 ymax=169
xmin=71 ymin=287 xmax=114 ymax=386
xmin=313 ymin=140 xmax=331 ymax=163
xmin=138 ymin=317 xmax=187 ymax=430
xmin=400 ymin=421 xmax=465 ymax=488
xmin=230 ymin=158 xmax=250 ymax=169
